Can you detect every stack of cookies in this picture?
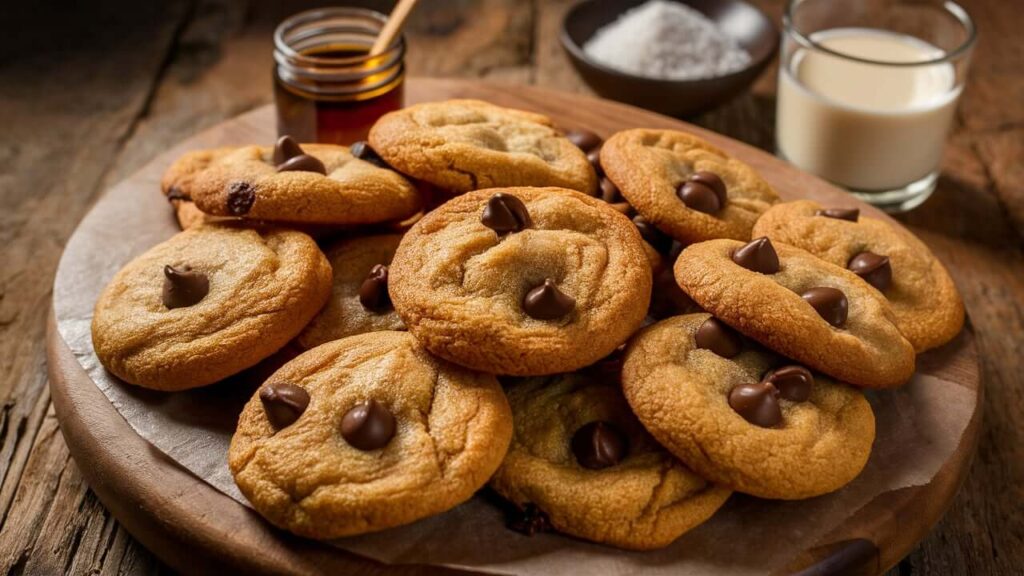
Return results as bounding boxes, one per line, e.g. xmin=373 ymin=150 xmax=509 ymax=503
xmin=91 ymin=99 xmax=964 ymax=550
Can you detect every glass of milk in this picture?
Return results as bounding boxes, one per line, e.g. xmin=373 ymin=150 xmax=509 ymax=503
xmin=776 ymin=0 xmax=975 ymax=212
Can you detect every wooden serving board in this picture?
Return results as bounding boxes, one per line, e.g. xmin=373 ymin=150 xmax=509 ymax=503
xmin=47 ymin=78 xmax=981 ymax=575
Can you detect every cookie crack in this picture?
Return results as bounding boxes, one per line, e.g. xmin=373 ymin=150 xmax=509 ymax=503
xmin=446 ymin=160 xmax=479 ymax=190
xmin=420 ymin=368 xmax=447 ymax=478
xmin=640 ymin=459 xmax=674 ymax=520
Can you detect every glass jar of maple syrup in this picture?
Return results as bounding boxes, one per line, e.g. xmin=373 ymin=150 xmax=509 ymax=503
xmin=273 ymin=8 xmax=405 ymax=144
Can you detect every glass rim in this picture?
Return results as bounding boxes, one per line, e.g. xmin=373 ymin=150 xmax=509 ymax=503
xmin=273 ymin=7 xmax=404 ymax=66
xmin=783 ymin=0 xmax=976 ymax=67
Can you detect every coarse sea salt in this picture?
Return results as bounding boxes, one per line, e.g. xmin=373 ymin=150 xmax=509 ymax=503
xmin=583 ymin=0 xmax=751 ymax=80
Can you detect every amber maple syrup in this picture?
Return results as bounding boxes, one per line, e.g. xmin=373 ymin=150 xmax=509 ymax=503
xmin=274 ymin=9 xmax=406 ymax=144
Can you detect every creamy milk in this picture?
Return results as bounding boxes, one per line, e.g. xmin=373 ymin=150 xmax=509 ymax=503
xmin=776 ymin=28 xmax=960 ymax=191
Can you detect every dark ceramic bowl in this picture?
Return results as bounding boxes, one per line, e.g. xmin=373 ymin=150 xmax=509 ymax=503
xmin=562 ymin=0 xmax=778 ymax=117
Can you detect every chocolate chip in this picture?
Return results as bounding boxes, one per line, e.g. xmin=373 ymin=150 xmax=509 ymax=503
xmin=507 ymin=503 xmax=552 ymax=536
xmin=678 ymin=181 xmax=721 ymax=214
xmin=162 ymin=265 xmax=209 ymax=309
xmin=815 ymin=208 xmax=860 ymax=222
xmin=166 ymin=187 xmax=190 ymax=202
xmin=341 ymin=399 xmax=395 ymax=451
xmin=571 ymin=421 xmax=628 ymax=470
xmin=523 ymin=278 xmax=575 ymax=320
xmin=695 ymin=317 xmax=742 ymax=358
xmin=259 ymin=382 xmax=310 ymax=430
xmin=226 ymin=181 xmax=256 ymax=215
xmin=633 ymin=215 xmax=672 ymax=254
xmin=358 ymin=264 xmax=391 ymax=312
xmin=731 ymin=237 xmax=780 ymax=274
xmin=690 ymin=171 xmax=727 ymax=204
xmin=276 ymin=153 xmax=326 ymax=175
xmin=801 ymin=287 xmax=849 ymax=328
xmin=350 ymin=140 xmax=387 ymax=167
xmin=762 ymin=365 xmax=813 ymax=402
xmin=481 ymin=192 xmax=532 ymax=235
xmin=848 ymin=252 xmax=892 ymax=292
xmin=729 ymin=382 xmax=782 ymax=427
xmin=587 ymin=149 xmax=603 ymax=178
xmin=273 ymin=135 xmax=304 ymax=165
xmin=566 ymin=128 xmax=602 ymax=152
xmin=600 ymin=178 xmax=622 ymax=203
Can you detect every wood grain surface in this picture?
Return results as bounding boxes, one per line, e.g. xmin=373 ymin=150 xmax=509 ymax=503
xmin=0 ymin=0 xmax=1021 ymax=574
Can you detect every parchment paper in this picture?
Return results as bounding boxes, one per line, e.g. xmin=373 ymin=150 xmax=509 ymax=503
xmin=54 ymin=176 xmax=977 ymax=575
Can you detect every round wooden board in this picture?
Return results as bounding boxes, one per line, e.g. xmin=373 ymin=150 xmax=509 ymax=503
xmin=48 ymin=78 xmax=981 ymax=576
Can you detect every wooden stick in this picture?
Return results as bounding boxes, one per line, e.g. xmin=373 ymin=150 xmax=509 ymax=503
xmin=370 ymin=0 xmax=419 ymax=56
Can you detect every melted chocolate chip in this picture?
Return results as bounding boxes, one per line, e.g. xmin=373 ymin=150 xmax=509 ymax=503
xmin=341 ymin=399 xmax=395 ymax=451
xmin=507 ymin=503 xmax=552 ymax=536
xmin=259 ymin=382 xmax=310 ymax=429
xmin=600 ymin=178 xmax=623 ymax=203
xmin=732 ymin=237 xmax=780 ymax=274
xmin=678 ymin=181 xmax=722 ymax=214
xmin=523 ymin=278 xmax=576 ymax=320
xmin=226 ymin=181 xmax=256 ymax=215
xmin=571 ymin=421 xmax=628 ymax=470
xmin=162 ymin=265 xmax=209 ymax=309
xmin=694 ymin=317 xmax=742 ymax=358
xmin=350 ymin=140 xmax=387 ymax=167
xmin=762 ymin=365 xmax=813 ymax=402
xmin=277 ymin=153 xmax=326 ymax=175
xmin=566 ymin=128 xmax=602 ymax=152
xmin=815 ymin=208 xmax=860 ymax=222
xmin=633 ymin=215 xmax=673 ymax=254
xmin=729 ymin=382 xmax=782 ymax=427
xmin=587 ymin=149 xmax=603 ymax=178
xmin=481 ymin=192 xmax=532 ymax=235
xmin=848 ymin=252 xmax=892 ymax=292
xmin=801 ymin=287 xmax=849 ymax=328
xmin=273 ymin=135 xmax=304 ymax=165
xmin=358 ymin=264 xmax=391 ymax=312
xmin=166 ymin=187 xmax=189 ymax=202
xmin=690 ymin=171 xmax=727 ymax=204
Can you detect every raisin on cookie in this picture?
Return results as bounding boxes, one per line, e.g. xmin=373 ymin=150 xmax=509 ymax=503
xmin=229 ymin=331 xmax=512 ymax=539
xmin=91 ymin=223 xmax=332 ymax=390
xmin=674 ymin=237 xmax=915 ymax=388
xmin=388 ymin=187 xmax=652 ymax=376
xmin=600 ymin=129 xmax=779 ymax=243
xmin=752 ymin=200 xmax=964 ymax=352
xmin=161 ymin=137 xmax=420 ymax=225
xmin=297 ymin=234 xmax=405 ymax=349
xmin=368 ymin=99 xmax=597 ymax=195
xmin=490 ymin=370 xmax=731 ymax=550
xmin=622 ymin=314 xmax=875 ymax=499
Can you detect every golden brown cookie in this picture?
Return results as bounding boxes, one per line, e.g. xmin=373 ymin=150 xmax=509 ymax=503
xmin=674 ymin=238 xmax=915 ymax=388
xmin=600 ymin=129 xmax=779 ymax=243
xmin=228 ymin=331 xmax=512 ymax=539
xmin=91 ymin=223 xmax=332 ymax=390
xmin=752 ymin=200 xmax=964 ymax=352
xmin=368 ymin=99 xmax=597 ymax=195
xmin=622 ymin=314 xmax=875 ymax=499
xmin=297 ymin=234 xmax=405 ymax=349
xmin=161 ymin=139 xmax=420 ymax=225
xmin=389 ymin=187 xmax=652 ymax=376
xmin=491 ymin=371 xmax=731 ymax=550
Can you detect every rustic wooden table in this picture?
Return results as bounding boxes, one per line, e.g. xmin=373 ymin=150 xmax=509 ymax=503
xmin=0 ymin=1 xmax=1020 ymax=574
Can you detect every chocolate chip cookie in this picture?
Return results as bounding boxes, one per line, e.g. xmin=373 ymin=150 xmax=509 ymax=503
xmin=368 ymin=100 xmax=598 ymax=195
xmin=161 ymin=137 xmax=421 ymax=225
xmin=621 ymin=314 xmax=875 ymax=499
xmin=675 ymin=237 xmax=915 ymax=388
xmin=388 ymin=187 xmax=652 ymax=375
xmin=490 ymin=371 xmax=731 ymax=549
xmin=91 ymin=223 xmax=332 ymax=390
xmin=229 ymin=331 xmax=513 ymax=539
xmin=297 ymin=234 xmax=405 ymax=349
xmin=752 ymin=200 xmax=964 ymax=352
xmin=599 ymin=129 xmax=779 ymax=243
